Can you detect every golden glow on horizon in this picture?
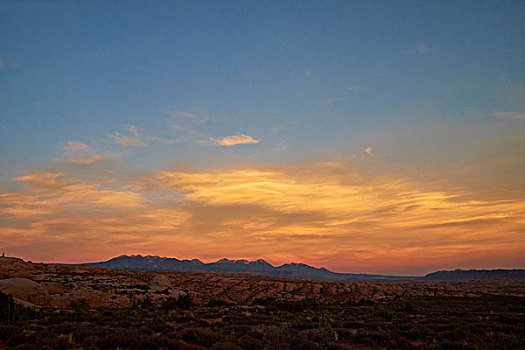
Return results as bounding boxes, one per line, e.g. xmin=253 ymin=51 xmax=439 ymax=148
xmin=0 ymin=161 xmax=524 ymax=274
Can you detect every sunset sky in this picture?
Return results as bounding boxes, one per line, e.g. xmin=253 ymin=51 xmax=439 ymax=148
xmin=1 ymin=1 xmax=524 ymax=275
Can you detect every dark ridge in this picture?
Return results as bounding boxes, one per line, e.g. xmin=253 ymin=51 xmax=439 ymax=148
xmin=423 ymin=269 xmax=525 ymax=280
xmin=85 ymin=255 xmax=413 ymax=281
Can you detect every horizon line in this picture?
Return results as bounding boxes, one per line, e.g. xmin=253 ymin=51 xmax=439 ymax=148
xmin=3 ymin=253 xmax=524 ymax=278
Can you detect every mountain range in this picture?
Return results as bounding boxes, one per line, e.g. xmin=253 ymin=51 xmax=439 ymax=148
xmin=85 ymin=255 xmax=525 ymax=281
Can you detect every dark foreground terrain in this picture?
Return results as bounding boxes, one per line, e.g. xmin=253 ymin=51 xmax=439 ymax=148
xmin=2 ymin=293 xmax=524 ymax=350
xmin=1 ymin=257 xmax=524 ymax=349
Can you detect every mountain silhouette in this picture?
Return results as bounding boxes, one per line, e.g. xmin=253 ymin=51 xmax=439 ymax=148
xmin=84 ymin=255 xmax=525 ymax=281
xmin=85 ymin=255 xmax=405 ymax=281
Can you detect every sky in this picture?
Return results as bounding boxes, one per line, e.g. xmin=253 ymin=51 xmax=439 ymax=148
xmin=0 ymin=1 xmax=524 ymax=275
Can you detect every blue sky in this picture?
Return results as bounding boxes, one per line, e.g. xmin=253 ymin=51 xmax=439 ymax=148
xmin=2 ymin=1 xmax=523 ymax=169
xmin=1 ymin=1 xmax=524 ymax=273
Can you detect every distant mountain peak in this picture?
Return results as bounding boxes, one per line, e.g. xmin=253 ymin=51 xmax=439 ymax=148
xmin=286 ymin=262 xmax=308 ymax=267
xmin=216 ymin=258 xmax=258 ymax=265
xmin=253 ymin=259 xmax=271 ymax=266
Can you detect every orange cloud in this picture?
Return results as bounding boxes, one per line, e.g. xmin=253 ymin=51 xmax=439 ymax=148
xmin=13 ymin=172 xmax=68 ymax=189
xmin=215 ymin=133 xmax=260 ymax=146
xmin=1 ymin=162 xmax=523 ymax=274
xmin=149 ymin=162 xmax=524 ymax=272
xmin=154 ymin=163 xmax=523 ymax=229
xmin=12 ymin=172 xmax=144 ymax=209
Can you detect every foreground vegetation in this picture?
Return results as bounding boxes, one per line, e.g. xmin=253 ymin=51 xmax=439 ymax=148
xmin=1 ymin=292 xmax=523 ymax=349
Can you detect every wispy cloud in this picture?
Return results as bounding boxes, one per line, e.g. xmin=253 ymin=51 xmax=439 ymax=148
xmin=493 ymin=111 xmax=525 ymax=120
xmin=154 ymin=162 xmax=522 ymax=224
xmin=13 ymin=172 xmax=67 ymax=190
xmin=364 ymin=146 xmax=372 ymax=155
xmin=113 ymin=135 xmax=149 ymax=147
xmin=168 ymin=109 xmax=210 ymax=125
xmin=166 ymin=109 xmax=213 ymax=144
xmin=415 ymin=44 xmax=428 ymax=54
xmin=55 ymin=140 xmax=121 ymax=165
xmin=273 ymin=144 xmax=289 ymax=152
xmin=176 ymin=111 xmax=196 ymax=119
xmin=61 ymin=152 xmax=120 ymax=165
xmin=345 ymin=85 xmax=361 ymax=92
xmin=61 ymin=141 xmax=89 ymax=151
xmin=215 ymin=133 xmax=260 ymax=146
xmin=112 ymin=125 xmax=149 ymax=147
xmin=110 ymin=124 xmax=178 ymax=147
xmin=11 ymin=172 xmax=144 ymax=208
